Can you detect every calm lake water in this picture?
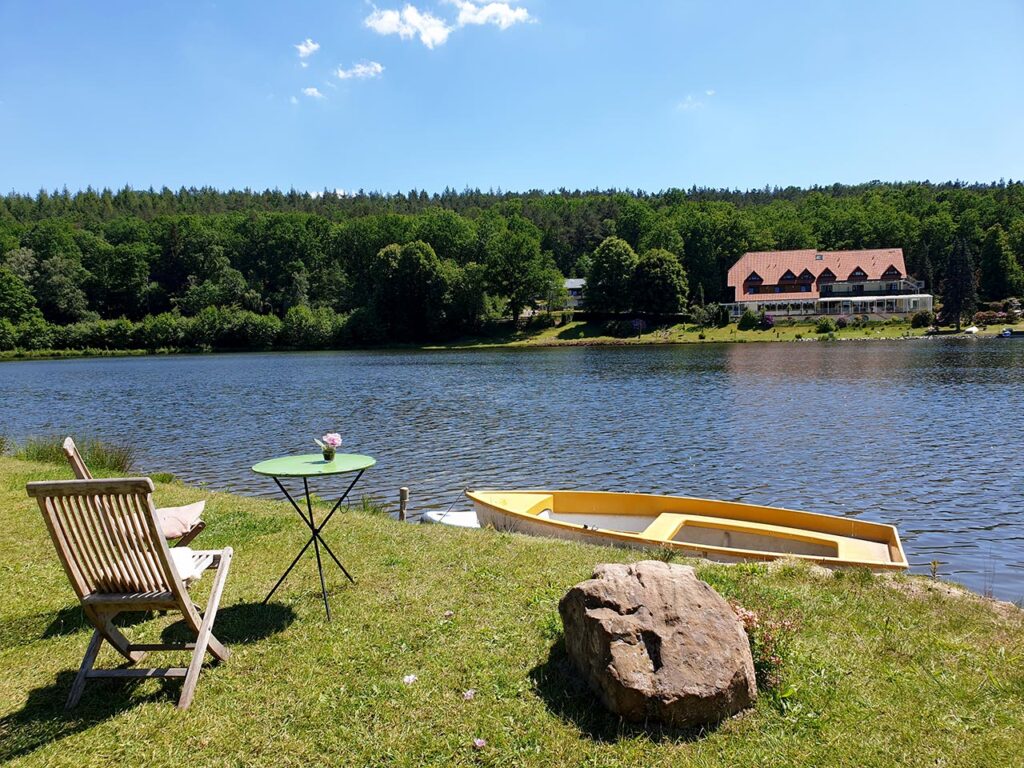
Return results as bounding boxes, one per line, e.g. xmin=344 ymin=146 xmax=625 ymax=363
xmin=2 ymin=340 xmax=1023 ymax=600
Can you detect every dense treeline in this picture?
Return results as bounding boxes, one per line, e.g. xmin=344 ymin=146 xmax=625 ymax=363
xmin=1 ymin=181 xmax=1023 ymax=348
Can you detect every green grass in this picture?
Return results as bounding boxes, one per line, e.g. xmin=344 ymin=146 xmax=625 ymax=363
xmin=0 ymin=455 xmax=1022 ymax=766
xmin=11 ymin=436 xmax=135 ymax=474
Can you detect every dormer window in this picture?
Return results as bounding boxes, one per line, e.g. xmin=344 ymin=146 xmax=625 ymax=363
xmin=817 ymin=268 xmax=835 ymax=283
xmin=779 ymin=270 xmax=797 ymax=282
xmin=798 ymin=269 xmax=814 ymax=281
xmin=848 ymin=266 xmax=867 ymax=281
xmin=882 ymin=264 xmax=902 ymax=279
xmin=743 ymin=271 xmax=763 ymax=295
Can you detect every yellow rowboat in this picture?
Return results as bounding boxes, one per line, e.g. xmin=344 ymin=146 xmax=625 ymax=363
xmin=466 ymin=490 xmax=908 ymax=571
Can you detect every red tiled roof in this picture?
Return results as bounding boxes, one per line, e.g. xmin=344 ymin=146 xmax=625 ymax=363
xmin=727 ymin=248 xmax=907 ymax=302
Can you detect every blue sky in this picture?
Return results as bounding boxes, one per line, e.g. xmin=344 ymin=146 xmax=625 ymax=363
xmin=1 ymin=1 xmax=1022 ymax=194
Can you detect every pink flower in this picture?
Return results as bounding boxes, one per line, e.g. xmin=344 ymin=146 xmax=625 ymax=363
xmin=321 ymin=433 xmax=343 ymax=448
xmin=462 ymin=689 xmax=476 ymax=701
xmin=443 ymin=610 xmax=454 ymax=619
xmin=472 ymin=738 xmax=486 ymax=750
xmin=402 ymin=674 xmax=417 ymax=685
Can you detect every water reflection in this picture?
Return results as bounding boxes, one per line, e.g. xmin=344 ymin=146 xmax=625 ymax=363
xmin=2 ymin=339 xmax=1022 ymax=600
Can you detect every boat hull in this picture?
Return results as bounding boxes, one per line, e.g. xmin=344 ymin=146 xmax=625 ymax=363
xmin=467 ymin=490 xmax=907 ymax=571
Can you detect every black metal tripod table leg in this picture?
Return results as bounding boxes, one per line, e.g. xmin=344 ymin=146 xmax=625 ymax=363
xmin=262 ymin=472 xmax=362 ymax=617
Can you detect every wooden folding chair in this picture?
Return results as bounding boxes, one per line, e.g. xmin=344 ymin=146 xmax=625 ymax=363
xmin=26 ymin=477 xmax=232 ymax=710
xmin=63 ymin=436 xmax=206 ymax=546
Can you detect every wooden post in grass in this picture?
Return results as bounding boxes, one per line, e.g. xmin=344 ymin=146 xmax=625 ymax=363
xmin=399 ymin=487 xmax=409 ymax=521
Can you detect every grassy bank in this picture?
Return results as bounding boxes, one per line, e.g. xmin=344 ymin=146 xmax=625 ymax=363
xmin=0 ymin=456 xmax=1021 ymax=766
xmin=9 ymin=319 xmax=1023 ymax=363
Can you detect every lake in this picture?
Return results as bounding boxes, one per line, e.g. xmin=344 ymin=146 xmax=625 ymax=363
xmin=2 ymin=339 xmax=1022 ymax=600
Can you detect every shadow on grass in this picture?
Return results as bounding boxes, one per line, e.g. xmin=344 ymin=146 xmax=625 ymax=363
xmin=528 ymin=638 xmax=719 ymax=744
xmin=0 ymin=602 xmax=295 ymax=763
xmin=556 ymin=322 xmax=607 ymax=341
xmin=161 ymin=601 xmax=295 ymax=645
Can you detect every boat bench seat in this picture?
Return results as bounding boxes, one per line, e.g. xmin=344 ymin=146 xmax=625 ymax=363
xmin=641 ymin=512 xmax=891 ymax=564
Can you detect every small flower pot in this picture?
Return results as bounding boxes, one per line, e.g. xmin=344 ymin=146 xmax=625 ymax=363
xmin=322 ymin=447 xmax=336 ymax=461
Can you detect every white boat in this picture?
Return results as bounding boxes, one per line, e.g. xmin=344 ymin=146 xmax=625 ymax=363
xmin=422 ymin=509 xmax=480 ymax=528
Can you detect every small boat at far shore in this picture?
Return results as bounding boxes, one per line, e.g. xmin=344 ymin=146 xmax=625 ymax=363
xmin=466 ymin=490 xmax=908 ymax=571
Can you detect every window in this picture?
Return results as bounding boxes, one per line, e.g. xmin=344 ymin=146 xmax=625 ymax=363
xmin=800 ymin=284 xmax=810 ymax=292
xmin=853 ymin=284 xmax=864 ymax=294
xmin=815 ymin=254 xmax=824 ymax=260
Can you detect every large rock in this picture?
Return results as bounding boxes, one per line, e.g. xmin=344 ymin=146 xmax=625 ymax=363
xmin=558 ymin=560 xmax=756 ymax=728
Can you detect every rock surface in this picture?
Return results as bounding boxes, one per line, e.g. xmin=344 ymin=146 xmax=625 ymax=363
xmin=558 ymin=560 xmax=756 ymax=728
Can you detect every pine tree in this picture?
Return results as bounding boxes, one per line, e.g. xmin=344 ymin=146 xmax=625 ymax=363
xmin=978 ymin=225 xmax=1023 ymax=300
xmin=940 ymin=237 xmax=978 ymax=330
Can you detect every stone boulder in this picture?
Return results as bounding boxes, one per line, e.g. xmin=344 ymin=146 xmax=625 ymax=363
xmin=558 ymin=560 xmax=756 ymax=728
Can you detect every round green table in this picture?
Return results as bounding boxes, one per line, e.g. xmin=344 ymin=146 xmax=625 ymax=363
xmin=252 ymin=453 xmax=376 ymax=619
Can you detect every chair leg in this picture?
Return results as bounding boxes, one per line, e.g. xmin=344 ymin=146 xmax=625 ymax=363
xmin=178 ymin=548 xmax=232 ymax=709
xmin=87 ymin=607 xmax=146 ymax=664
xmin=66 ymin=630 xmax=103 ymax=709
xmin=173 ymin=520 xmax=206 ymax=548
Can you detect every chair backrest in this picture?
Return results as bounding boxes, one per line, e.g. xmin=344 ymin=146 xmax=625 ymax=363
xmin=62 ymin=437 xmax=93 ymax=480
xmin=26 ymin=478 xmax=186 ymax=600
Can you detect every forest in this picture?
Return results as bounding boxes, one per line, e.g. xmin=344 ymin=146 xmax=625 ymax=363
xmin=0 ymin=181 xmax=1022 ymax=350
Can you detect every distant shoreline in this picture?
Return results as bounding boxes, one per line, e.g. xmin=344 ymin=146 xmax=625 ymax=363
xmin=2 ymin=319 xmax=1019 ymax=362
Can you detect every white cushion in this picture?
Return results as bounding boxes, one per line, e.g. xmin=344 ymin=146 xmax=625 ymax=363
xmin=169 ymin=547 xmax=213 ymax=584
xmin=156 ymin=501 xmax=205 ymax=539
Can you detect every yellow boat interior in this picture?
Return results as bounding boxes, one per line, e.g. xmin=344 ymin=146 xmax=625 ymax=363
xmin=466 ymin=490 xmax=908 ymax=570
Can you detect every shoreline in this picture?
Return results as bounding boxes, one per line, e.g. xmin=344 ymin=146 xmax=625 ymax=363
xmin=3 ymin=320 xmax=1020 ymax=362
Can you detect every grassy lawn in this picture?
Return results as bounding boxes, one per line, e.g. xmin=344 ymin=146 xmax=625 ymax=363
xmin=1 ymin=455 xmax=1022 ymax=767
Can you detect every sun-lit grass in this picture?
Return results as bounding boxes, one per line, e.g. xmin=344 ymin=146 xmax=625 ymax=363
xmin=0 ymin=455 xmax=1021 ymax=767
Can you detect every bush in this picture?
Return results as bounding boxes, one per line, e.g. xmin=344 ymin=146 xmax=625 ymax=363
xmin=344 ymin=306 xmax=385 ymax=345
xmin=16 ymin=315 xmax=54 ymax=349
xmin=281 ymin=305 xmax=335 ymax=349
xmin=909 ymin=310 xmax=935 ymax=329
xmin=14 ymin=434 xmax=135 ymax=473
xmin=972 ymin=310 xmax=1006 ymax=327
xmin=186 ymin=306 xmax=226 ymax=348
xmin=0 ymin=318 xmax=16 ymax=350
xmin=795 ymin=333 xmax=803 ymax=340
xmin=737 ymin=308 xmax=758 ymax=331
xmin=220 ymin=309 xmax=282 ymax=350
xmin=815 ymin=317 xmax=837 ymax=334
xmin=835 ymin=316 xmax=849 ymax=329
xmin=758 ymin=312 xmax=774 ymax=331
xmin=140 ymin=312 xmax=188 ymax=350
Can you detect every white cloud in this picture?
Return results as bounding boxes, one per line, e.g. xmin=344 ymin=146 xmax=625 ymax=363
xmin=295 ymin=38 xmax=320 ymax=60
xmin=302 ymin=87 xmax=325 ymax=99
xmin=290 ymin=96 xmax=299 ymax=105
xmin=705 ymin=89 xmax=716 ymax=97
xmin=336 ymin=61 xmax=385 ymax=80
xmin=364 ymin=5 xmax=452 ymax=48
xmin=676 ymin=94 xmax=705 ymax=111
xmin=446 ymin=0 xmax=530 ymax=29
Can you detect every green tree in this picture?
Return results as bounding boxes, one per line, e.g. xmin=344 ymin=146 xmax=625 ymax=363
xmin=978 ymin=224 xmax=1023 ymax=300
xmin=631 ymin=249 xmax=688 ymax=315
xmin=585 ymin=236 xmax=638 ymax=313
xmin=940 ymin=237 xmax=978 ymax=330
xmin=738 ymin=307 xmax=759 ymax=331
xmin=484 ymin=220 xmax=558 ymax=322
xmin=0 ymin=265 xmax=38 ymax=323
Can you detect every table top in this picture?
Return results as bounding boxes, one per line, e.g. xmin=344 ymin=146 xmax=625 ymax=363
xmin=251 ymin=453 xmax=376 ymax=478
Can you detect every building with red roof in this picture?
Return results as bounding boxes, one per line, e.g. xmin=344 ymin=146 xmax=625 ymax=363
xmin=725 ymin=247 xmax=932 ymax=318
